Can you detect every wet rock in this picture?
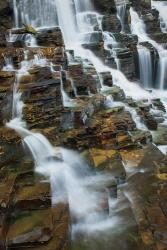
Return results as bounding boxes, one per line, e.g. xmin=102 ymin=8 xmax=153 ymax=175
xmin=130 ymin=129 xmax=152 ymax=144
xmin=92 ymin=0 xmax=116 ymax=14
xmin=102 ymin=86 xmax=125 ymax=101
xmin=111 ymin=33 xmax=138 ymax=49
xmin=81 ymin=32 xmax=105 ymax=59
xmin=0 ymin=0 xmax=13 ymax=47
xmin=89 ymin=147 xmax=126 ymax=181
xmin=99 ymin=72 xmax=113 ymax=87
xmin=7 ymin=209 xmax=53 ymax=248
xmin=113 ymin=47 xmax=136 ymax=79
xmin=151 ymin=33 xmax=167 ymax=48
xmin=13 ymin=203 xmax=71 ymax=250
xmin=142 ymin=11 xmax=161 ymax=34
xmin=0 ymin=70 xmax=14 ymax=123
xmin=0 ymin=128 xmax=23 ymax=167
xmin=152 ymin=99 xmax=166 ymax=112
xmin=36 ymin=27 xmax=64 ymax=47
xmin=152 ymin=125 xmax=167 ymax=145
xmin=21 ymin=66 xmax=63 ymax=129
xmin=102 ymin=14 xmax=121 ymax=33
xmin=0 ymin=173 xmax=17 ymax=211
xmin=139 ymin=109 xmax=158 ymax=130
xmin=39 ymin=203 xmax=70 ymax=250
xmin=14 ymin=182 xmax=51 ymax=210
xmin=68 ymin=62 xmax=99 ymax=95
xmin=117 ymin=131 xmax=136 ymax=149
xmin=131 ymin=0 xmax=151 ymax=13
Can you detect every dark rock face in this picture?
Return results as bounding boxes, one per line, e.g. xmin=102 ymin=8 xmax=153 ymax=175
xmin=0 ymin=0 xmax=13 ymax=47
xmin=36 ymin=27 xmax=64 ymax=47
xmin=102 ymin=14 xmax=121 ymax=33
xmin=131 ymin=0 xmax=151 ymax=12
xmin=92 ymin=0 xmax=116 ymax=13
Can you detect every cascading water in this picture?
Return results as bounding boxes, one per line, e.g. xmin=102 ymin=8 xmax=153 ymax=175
xmin=137 ymin=45 xmax=153 ymax=88
xmin=116 ymin=2 xmax=127 ymax=32
xmin=6 ymin=57 xmax=121 ymax=238
xmin=13 ymin=0 xmax=58 ymax=28
xmin=152 ymin=0 xmax=167 ymax=33
xmin=10 ymin=1 xmax=167 ymax=246
xmin=130 ymin=7 xmax=167 ymax=89
xmin=3 ymin=55 xmax=14 ymax=71
xmin=6 ymin=5 xmax=124 ymax=240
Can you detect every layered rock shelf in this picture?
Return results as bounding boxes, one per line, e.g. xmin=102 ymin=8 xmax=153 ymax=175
xmin=0 ymin=0 xmax=167 ymax=250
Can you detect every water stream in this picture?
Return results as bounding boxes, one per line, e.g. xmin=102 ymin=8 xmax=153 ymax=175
xmin=116 ymin=2 xmax=127 ymax=33
xmin=7 ymin=0 xmax=167 ymax=247
xmin=137 ymin=45 xmax=153 ymax=88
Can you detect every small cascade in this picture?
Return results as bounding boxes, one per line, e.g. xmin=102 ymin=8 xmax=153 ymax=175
xmin=76 ymin=12 xmax=99 ymax=33
xmin=116 ymin=2 xmax=127 ymax=32
xmin=3 ymin=55 xmax=14 ymax=71
xmin=130 ymin=7 xmax=167 ymax=89
xmin=6 ymin=30 xmax=37 ymax=47
xmin=124 ymin=104 xmax=147 ymax=131
xmin=157 ymin=51 xmax=167 ymax=89
xmin=103 ymin=32 xmax=118 ymax=51
xmin=137 ymin=45 xmax=153 ymax=88
xmin=12 ymin=73 xmax=24 ymax=120
xmin=51 ymin=65 xmax=75 ymax=107
xmin=152 ymin=0 xmax=167 ymax=33
xmin=7 ymin=54 xmax=48 ymax=135
xmin=60 ymin=75 xmax=74 ymax=107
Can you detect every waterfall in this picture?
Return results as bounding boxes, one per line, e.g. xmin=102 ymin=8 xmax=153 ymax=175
xmin=116 ymin=3 xmax=127 ymax=32
xmin=53 ymin=0 xmax=78 ymax=45
xmin=13 ymin=0 xmax=58 ymax=28
xmin=137 ymin=45 xmax=153 ymax=88
xmin=12 ymin=0 xmax=151 ymax=100
xmin=130 ymin=7 xmax=167 ymax=89
xmin=73 ymin=0 xmax=93 ymax=12
xmin=152 ymin=0 xmax=167 ymax=33
xmin=9 ymin=0 xmax=166 ymax=243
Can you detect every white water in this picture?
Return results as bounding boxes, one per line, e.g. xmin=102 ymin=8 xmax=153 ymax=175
xmin=13 ymin=0 xmax=58 ymax=28
xmin=152 ymin=0 xmax=167 ymax=33
xmin=116 ymin=2 xmax=127 ymax=32
xmin=3 ymin=55 xmax=14 ymax=71
xmin=137 ymin=45 xmax=153 ymax=88
xmin=130 ymin=7 xmax=167 ymax=89
xmin=6 ymin=29 xmax=37 ymax=47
